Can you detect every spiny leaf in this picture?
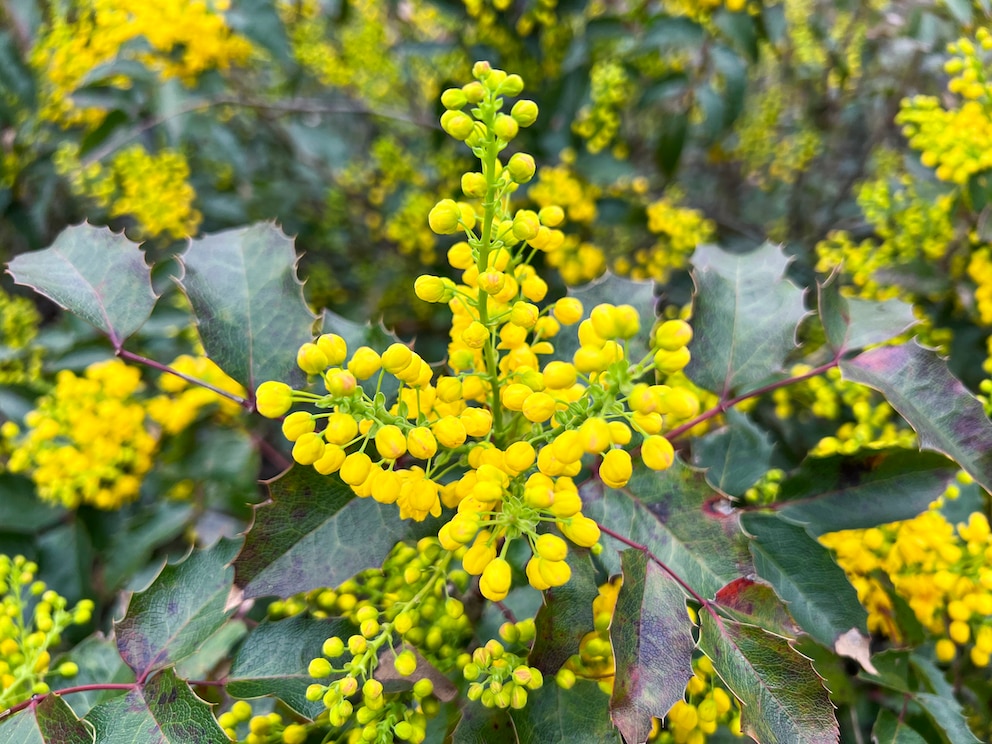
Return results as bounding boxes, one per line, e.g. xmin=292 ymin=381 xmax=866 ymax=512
xmin=714 ymin=578 xmax=800 ymax=639
xmin=686 ymin=242 xmax=806 ymax=396
xmin=235 ymin=466 xmax=434 ymax=599
xmin=530 ymin=549 xmax=599 ymax=675
xmin=610 ymin=550 xmax=694 ymax=744
xmin=818 ymin=271 xmax=917 ymax=353
xmin=0 ymin=695 xmax=94 ymax=744
xmin=698 ymin=613 xmax=838 ymax=744
xmin=115 ymin=538 xmax=240 ymax=679
xmin=740 ymin=512 xmax=869 ymax=657
xmin=774 ymin=450 xmax=958 ymax=535
xmin=583 ymin=459 xmax=753 ymax=600
xmin=553 ymin=272 xmax=656 ymax=366
xmin=85 ymin=668 xmax=227 ymax=744
xmin=227 ymin=615 xmax=356 ymax=720
xmin=693 ymin=409 xmax=775 ymax=497
xmin=840 ymin=343 xmax=992 ymax=493
xmin=6 ymin=224 xmax=157 ymax=349
xmin=177 ymin=223 xmax=315 ymax=393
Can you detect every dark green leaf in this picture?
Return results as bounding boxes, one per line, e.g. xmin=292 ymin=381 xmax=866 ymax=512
xmin=840 ymin=343 xmax=992 ymax=493
xmin=0 ymin=475 xmax=65 ymax=533
xmin=776 ymin=450 xmax=958 ymax=535
xmin=655 ymin=112 xmax=688 ymax=176
xmin=7 ymin=224 xmax=157 ymax=348
xmin=85 ymin=668 xmax=227 ymax=743
xmin=693 ymin=410 xmax=775 ymax=496
xmin=98 ymin=502 xmax=195 ymax=592
xmin=449 ymin=702 xmax=516 ymax=744
xmin=714 ymin=578 xmax=800 ymax=639
xmin=818 ymin=273 xmax=917 ymax=353
xmin=914 ymin=693 xmax=981 ymax=744
xmin=511 ymin=680 xmax=622 ymax=744
xmin=530 ymin=549 xmax=599 ymax=675
xmin=741 ymin=512 xmax=869 ymax=655
xmin=173 ymin=620 xmax=247 ymax=681
xmin=235 ymin=466 xmax=432 ymax=599
xmin=686 ymin=242 xmax=806 ymax=396
xmin=698 ymin=613 xmax=838 ymax=744
xmin=554 ymin=272 xmax=656 ymax=368
xmin=871 ymin=710 xmax=929 ymax=744
xmin=227 ymin=615 xmax=355 ymax=719
xmin=52 ymin=635 xmax=134 ymax=718
xmin=0 ymin=695 xmax=94 ymax=744
xmin=583 ymin=459 xmax=753 ymax=600
xmin=115 ymin=538 xmax=240 ymax=678
xmin=177 ymin=223 xmax=315 ymax=393
xmin=610 ymin=550 xmax=694 ymax=743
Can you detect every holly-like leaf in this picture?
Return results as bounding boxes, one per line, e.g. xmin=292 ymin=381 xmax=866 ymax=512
xmin=693 ymin=409 xmax=775 ymax=496
xmin=511 ymin=680 xmax=622 ymax=744
xmin=610 ymin=550 xmax=694 ymax=744
xmin=686 ymin=242 xmax=806 ymax=396
xmin=553 ymin=272 xmax=656 ymax=366
xmin=85 ymin=668 xmax=227 ymax=743
xmin=698 ymin=613 xmax=838 ymax=744
xmin=6 ymin=224 xmax=157 ymax=349
xmin=871 ymin=710 xmax=930 ymax=744
xmin=741 ymin=512 xmax=869 ymax=657
xmin=583 ymin=459 xmax=753 ymax=600
xmin=840 ymin=343 xmax=992 ymax=493
xmin=235 ymin=466 xmax=433 ymax=599
xmin=714 ymin=578 xmax=801 ymax=639
xmin=0 ymin=695 xmax=94 ymax=744
xmin=115 ymin=538 xmax=240 ymax=679
xmin=818 ymin=271 xmax=917 ymax=353
xmin=177 ymin=223 xmax=315 ymax=393
xmin=227 ymin=615 xmax=355 ymax=719
xmin=530 ymin=549 xmax=599 ymax=675
xmin=775 ymin=450 xmax=957 ymax=535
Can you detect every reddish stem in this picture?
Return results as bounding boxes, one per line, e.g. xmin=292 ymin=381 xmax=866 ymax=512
xmin=117 ymin=348 xmax=252 ymax=410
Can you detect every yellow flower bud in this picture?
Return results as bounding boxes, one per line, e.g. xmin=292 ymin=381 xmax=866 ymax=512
xmin=314 ymin=444 xmax=347 ymax=475
xmin=539 ymin=205 xmax=565 ymax=228
xmin=526 ymin=556 xmax=551 ymax=591
xmin=506 ymin=153 xmax=536 ymax=183
xmin=406 ymin=427 xmax=437 ymax=459
xmin=441 ymin=87 xmax=468 ymax=110
xmin=551 ymin=430 xmax=584 ymax=464
xmin=560 ymin=514 xmax=601 ymax=547
xmin=292 ymin=433 xmax=325 ymax=465
xmin=521 ymin=274 xmax=548 ymax=302
xmin=511 ymin=99 xmax=539 ymax=127
xmin=463 ymin=531 xmax=497 ymax=575
xmin=479 ymin=271 xmax=507 ymax=296
xmin=282 ymin=411 xmax=315 ymax=442
xmin=415 ymin=275 xmax=455 ymax=303
xmin=463 ymin=81 xmax=486 ymax=103
xmin=613 ymin=305 xmax=640 ymax=339
xmin=493 ymin=113 xmax=519 ymax=140
xmin=512 ymin=209 xmax=541 ymax=241
xmin=374 ymin=424 xmax=407 ymax=460
xmin=590 ymin=304 xmax=618 ymax=339
xmin=340 ymin=452 xmax=373 ymax=486
xmin=381 ymin=343 xmax=413 ymax=374
xmin=348 ymin=346 xmax=382 ymax=380
xmin=316 ymin=334 xmax=348 ymax=365
xmin=510 ymin=301 xmax=539 ymax=329
xmin=500 ymin=73 xmax=524 ymax=96
xmin=534 ymin=533 xmax=568 ymax=562
xmin=500 ymin=382 xmax=532 ymax=411
xmin=461 ymin=407 xmax=493 ymax=437
xmin=504 ymin=441 xmax=536 ymax=474
xmin=462 ymin=171 xmax=488 ymax=198
xmin=255 ymin=380 xmax=293 ymax=418
xmin=428 ymin=199 xmax=462 ymax=234
xmin=433 ymin=416 xmax=468 ymax=448
xmin=480 ymin=557 xmax=512 ymax=600
xmin=543 ymin=360 xmax=577 ymax=389
xmin=297 ymin=342 xmax=329 ymax=375
xmin=441 ymin=110 xmax=475 ymax=140
xmin=642 ymin=435 xmax=675 ymax=471
xmin=462 ymin=321 xmax=490 ymax=349
xmin=522 ymin=391 xmax=556 ymax=423
xmin=600 ymin=448 xmax=632 ymax=488
xmin=448 ymin=241 xmax=475 ymax=270
xmin=537 ymin=557 xmax=571 ymax=587
xmin=324 ymin=368 xmax=358 ymax=397
xmin=655 ymin=320 xmax=693 ymax=351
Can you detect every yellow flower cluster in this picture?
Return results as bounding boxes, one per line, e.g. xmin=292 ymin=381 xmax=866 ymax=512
xmin=3 ymin=359 xmax=157 ymax=510
xmin=897 ymin=31 xmax=992 ymax=186
xmin=0 ymin=288 xmax=42 ymax=386
xmin=614 ymin=192 xmax=714 ymax=283
xmin=30 ymin=0 xmax=254 ymax=128
xmin=772 ymin=365 xmax=916 ymax=456
xmin=257 ymin=63 xmax=699 ymax=607
xmin=821 ymin=491 xmax=992 ymax=666
xmin=0 ymin=555 xmax=92 ymax=710
xmin=146 ymin=356 xmax=246 ymax=435
xmin=54 ymin=142 xmax=201 ymax=240
xmin=652 ymin=655 xmax=743 ymax=744
xmin=660 ymin=0 xmax=747 ymax=21
xmin=557 ymin=576 xmax=622 ymax=694
xmin=573 ymin=60 xmax=633 ymax=154
xmin=967 ymin=247 xmax=992 ymax=326
xmin=217 ymin=700 xmax=310 ymax=744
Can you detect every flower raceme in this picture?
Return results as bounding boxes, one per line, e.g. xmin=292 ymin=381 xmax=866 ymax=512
xmin=255 ymin=62 xmax=701 ymax=606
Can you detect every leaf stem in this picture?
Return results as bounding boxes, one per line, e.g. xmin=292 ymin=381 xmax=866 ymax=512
xmin=665 ymin=356 xmax=842 ymax=442
xmin=116 ymin=348 xmax=251 ymax=409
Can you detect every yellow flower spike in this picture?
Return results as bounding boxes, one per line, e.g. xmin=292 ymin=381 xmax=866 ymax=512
xmin=600 ymin=448 xmax=633 ymax=489
xmin=297 ymin=343 xmax=329 ymax=374
xmin=282 ymin=411 xmax=316 ymax=442
xmin=255 ymin=381 xmax=293 ymax=418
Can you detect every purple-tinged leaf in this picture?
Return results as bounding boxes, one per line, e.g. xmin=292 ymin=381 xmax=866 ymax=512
xmin=0 ymin=694 xmax=94 ymax=744
xmin=818 ymin=270 xmax=917 ymax=353
xmin=177 ymin=223 xmax=315 ymax=393
xmin=116 ymin=538 xmax=240 ymax=679
xmin=235 ymin=466 xmax=434 ymax=599
xmin=840 ymin=343 xmax=992 ymax=493
xmin=698 ymin=613 xmax=838 ymax=744
xmin=714 ymin=578 xmax=800 ymax=639
xmin=686 ymin=242 xmax=806 ymax=396
xmin=85 ymin=668 xmax=227 ymax=744
xmin=6 ymin=224 xmax=157 ymax=349
xmin=530 ymin=549 xmax=599 ymax=675
xmin=609 ymin=550 xmax=694 ymax=744
xmin=583 ymin=459 xmax=753 ymax=600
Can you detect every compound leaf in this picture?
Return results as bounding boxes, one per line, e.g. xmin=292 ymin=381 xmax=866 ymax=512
xmin=235 ymin=466 xmax=432 ymax=599
xmin=840 ymin=343 xmax=992 ymax=493
xmin=698 ymin=613 xmax=838 ymax=744
xmin=610 ymin=550 xmax=694 ymax=744
xmin=0 ymin=694 xmax=94 ymax=744
xmin=227 ymin=615 xmax=355 ymax=720
xmin=115 ymin=538 xmax=240 ymax=679
xmin=177 ymin=223 xmax=315 ymax=393
xmin=85 ymin=668 xmax=227 ymax=744
xmin=6 ymin=224 xmax=156 ymax=349
xmin=686 ymin=242 xmax=806 ymax=396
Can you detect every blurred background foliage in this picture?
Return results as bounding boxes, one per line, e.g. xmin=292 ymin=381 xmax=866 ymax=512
xmin=5 ymin=0 xmax=992 ymax=739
